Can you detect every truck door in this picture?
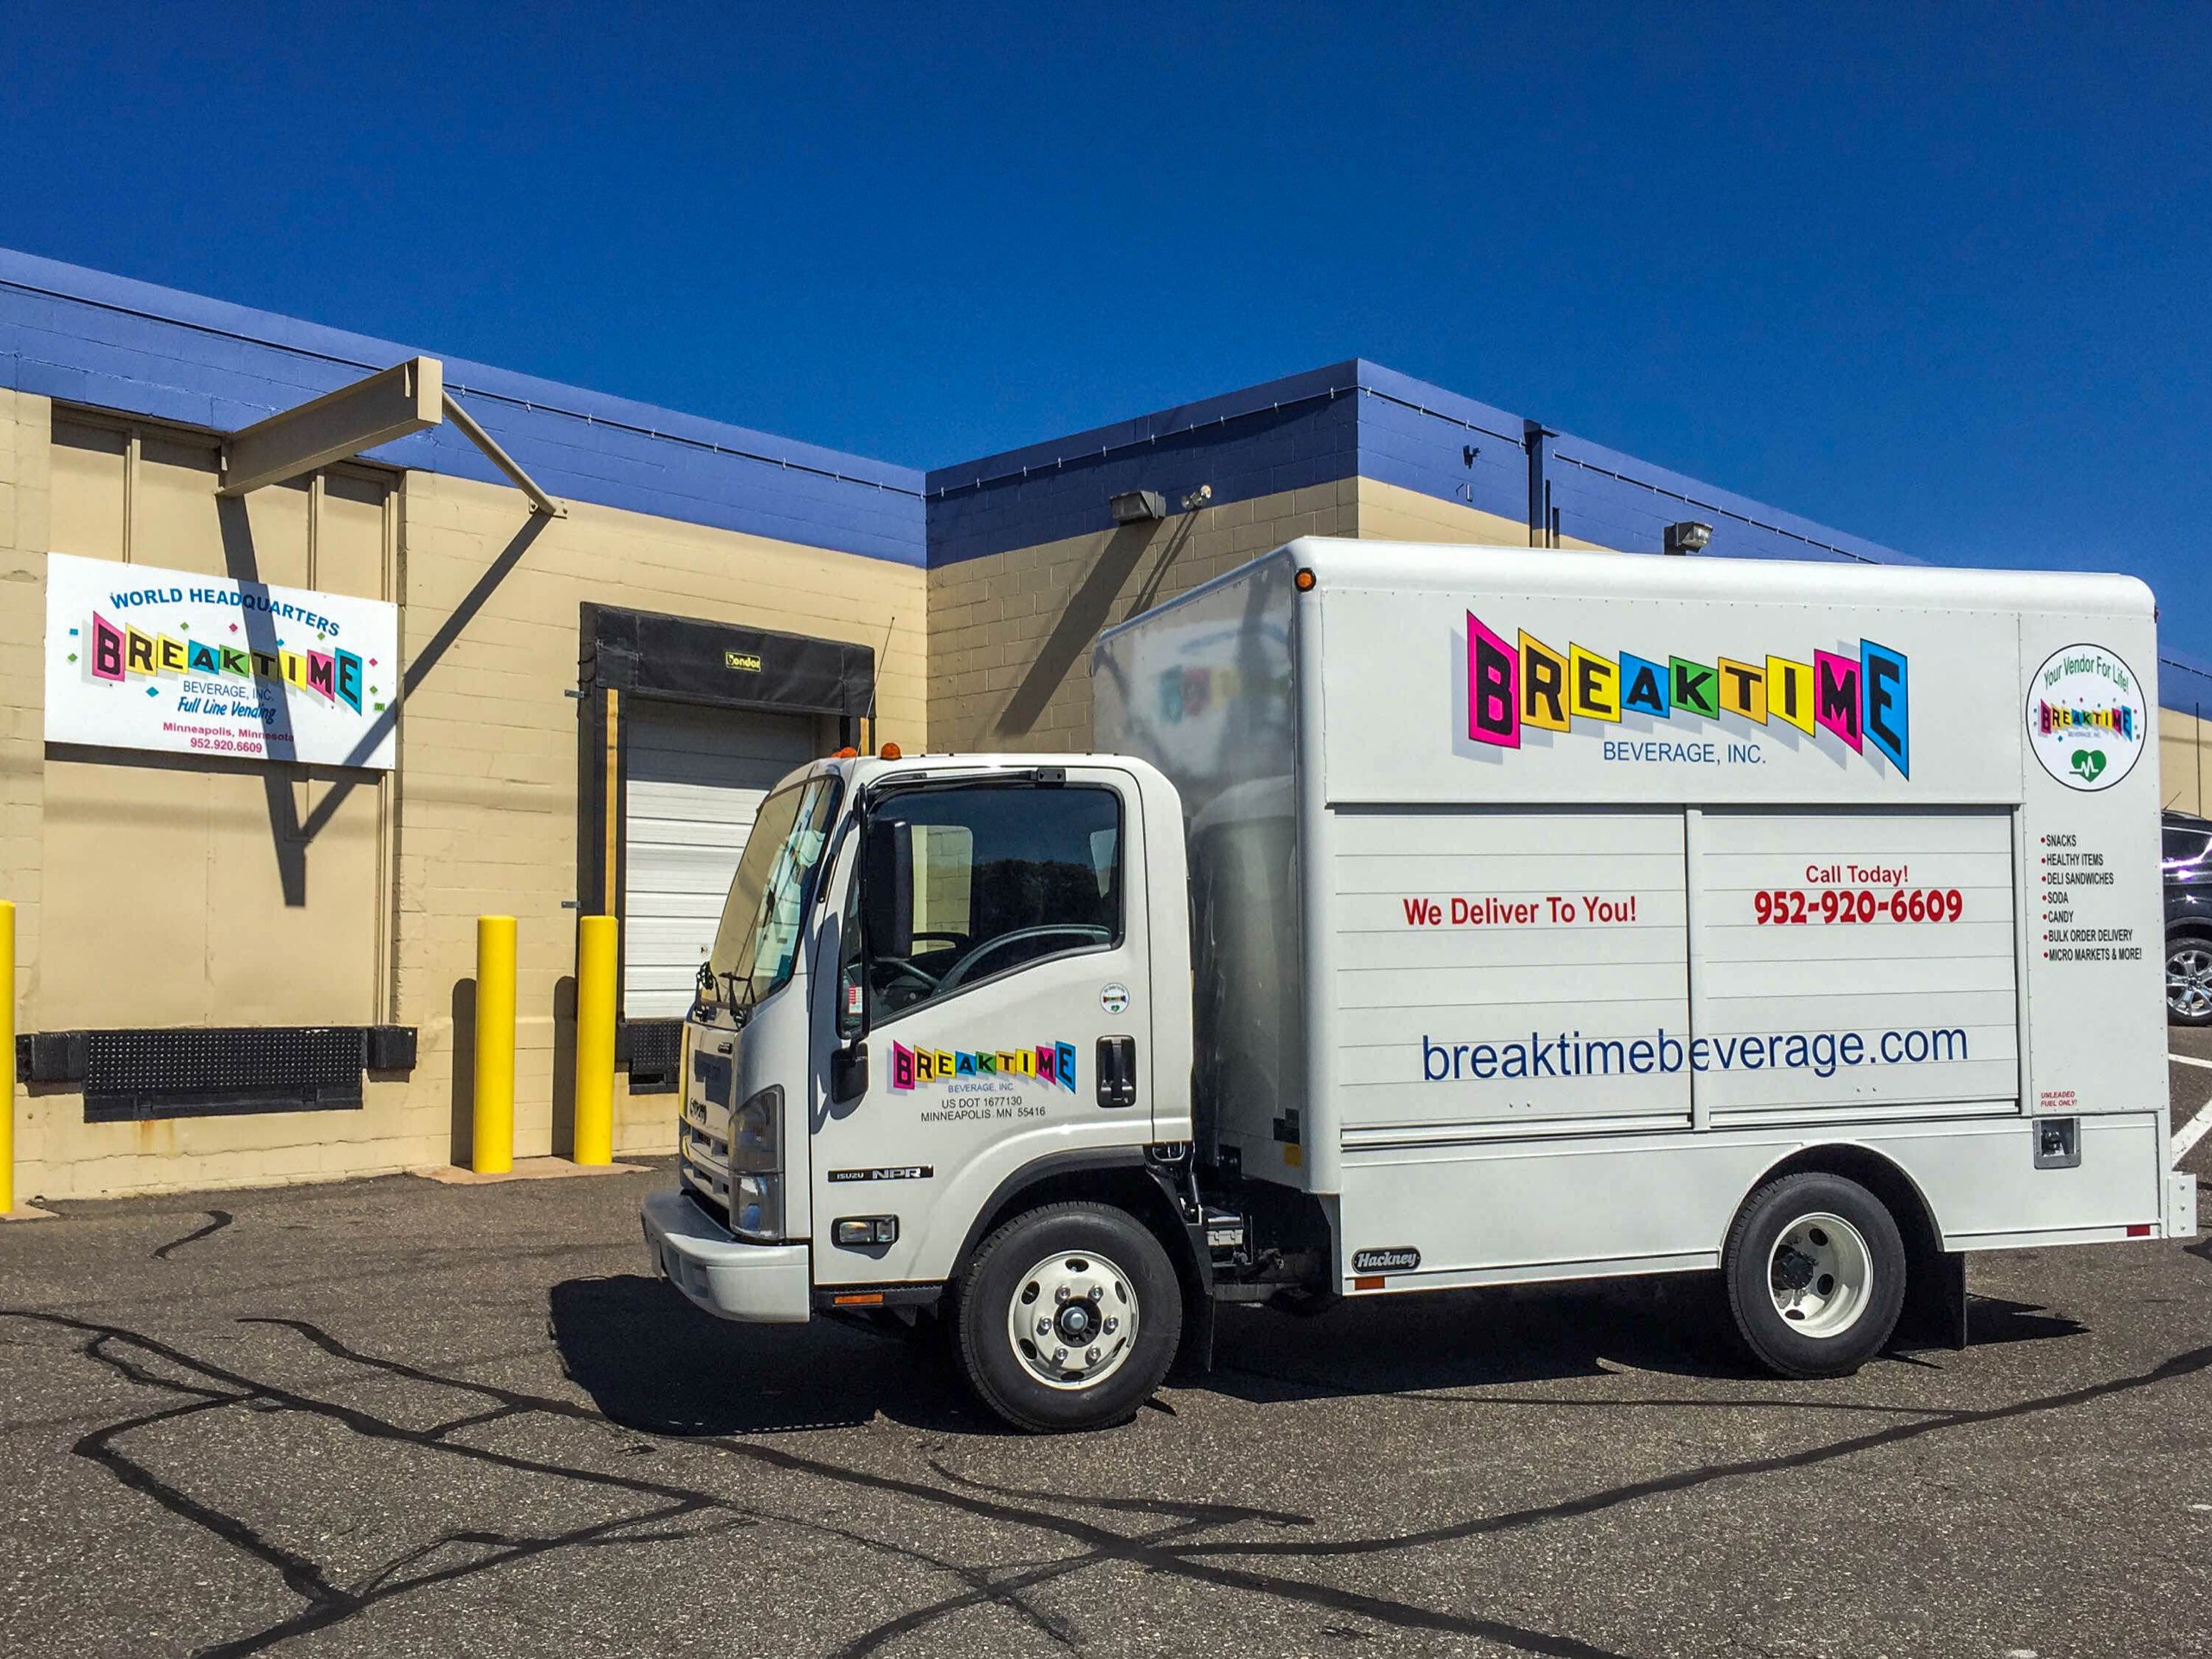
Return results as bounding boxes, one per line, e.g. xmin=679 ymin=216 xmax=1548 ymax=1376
xmin=810 ymin=768 xmax=1153 ymax=1289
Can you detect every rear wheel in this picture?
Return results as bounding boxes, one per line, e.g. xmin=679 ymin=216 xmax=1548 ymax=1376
xmin=1724 ymin=1173 xmax=1905 ymax=1377
xmin=954 ymin=1201 xmax=1181 ymax=1433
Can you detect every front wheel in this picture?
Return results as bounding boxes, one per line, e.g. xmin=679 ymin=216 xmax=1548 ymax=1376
xmin=954 ymin=1202 xmax=1182 ymax=1433
xmin=1724 ymin=1173 xmax=1905 ymax=1378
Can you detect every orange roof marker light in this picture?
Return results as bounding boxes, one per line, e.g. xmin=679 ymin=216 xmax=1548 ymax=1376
xmin=879 ymin=741 xmax=903 ymax=760
xmin=1294 ymin=567 xmax=1317 ymax=592
xmin=834 ymin=747 xmax=858 ymax=759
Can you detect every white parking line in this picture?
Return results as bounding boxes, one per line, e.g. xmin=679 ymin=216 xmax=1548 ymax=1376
xmin=2172 ymin=1053 xmax=2212 ymax=1071
xmin=2176 ymin=1099 xmax=2212 ymax=1165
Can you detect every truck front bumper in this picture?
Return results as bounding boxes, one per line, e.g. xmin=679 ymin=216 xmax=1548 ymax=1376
xmin=641 ymin=1189 xmax=810 ymax=1323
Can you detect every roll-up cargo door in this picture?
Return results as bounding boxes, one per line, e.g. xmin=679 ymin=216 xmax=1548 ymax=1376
xmin=622 ymin=702 xmax=817 ymax=1017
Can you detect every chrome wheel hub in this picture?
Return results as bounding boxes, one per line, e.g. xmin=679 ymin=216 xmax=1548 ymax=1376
xmin=1007 ymin=1249 xmax=1137 ymax=1389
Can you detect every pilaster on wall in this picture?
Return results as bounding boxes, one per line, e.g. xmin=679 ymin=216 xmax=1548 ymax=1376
xmin=927 ymin=480 xmax=1357 ymax=754
xmin=0 ymin=390 xmax=50 ymax=1183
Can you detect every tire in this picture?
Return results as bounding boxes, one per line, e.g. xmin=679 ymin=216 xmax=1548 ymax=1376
xmin=2168 ymin=932 xmax=2212 ymax=1026
xmin=1723 ymin=1173 xmax=1906 ymax=1378
xmin=953 ymin=1201 xmax=1182 ymax=1433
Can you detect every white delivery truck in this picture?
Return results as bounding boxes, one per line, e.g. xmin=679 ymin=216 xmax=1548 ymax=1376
xmin=642 ymin=538 xmax=2193 ymax=1432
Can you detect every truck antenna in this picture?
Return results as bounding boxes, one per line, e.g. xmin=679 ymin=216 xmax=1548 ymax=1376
xmin=865 ymin=614 xmax=895 ymax=747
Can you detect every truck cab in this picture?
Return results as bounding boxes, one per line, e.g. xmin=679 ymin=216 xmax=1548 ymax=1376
xmin=641 ymin=750 xmax=1211 ymax=1432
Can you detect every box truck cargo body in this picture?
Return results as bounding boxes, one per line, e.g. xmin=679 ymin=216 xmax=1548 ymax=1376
xmin=643 ymin=538 xmax=2190 ymax=1432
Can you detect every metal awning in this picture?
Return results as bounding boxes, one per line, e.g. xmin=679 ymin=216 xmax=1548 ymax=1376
xmin=217 ymin=355 xmax=565 ymax=517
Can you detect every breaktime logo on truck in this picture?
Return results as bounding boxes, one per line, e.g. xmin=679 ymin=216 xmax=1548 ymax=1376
xmin=2024 ymin=644 xmax=2144 ymax=793
xmin=1462 ymin=613 xmax=1910 ymax=776
xmin=890 ymin=1041 xmax=1078 ymax=1093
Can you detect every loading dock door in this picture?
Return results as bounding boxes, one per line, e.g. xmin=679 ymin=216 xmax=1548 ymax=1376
xmin=622 ymin=701 xmax=817 ymax=1017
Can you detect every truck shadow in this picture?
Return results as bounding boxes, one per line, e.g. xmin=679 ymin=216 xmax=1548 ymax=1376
xmin=1200 ymin=1278 xmax=2087 ymax=1406
xmin=1205 ymin=1277 xmax=1740 ymax=1403
xmin=548 ymin=1274 xmax=988 ymax=1437
xmin=550 ymin=1272 xmax=2090 ymax=1433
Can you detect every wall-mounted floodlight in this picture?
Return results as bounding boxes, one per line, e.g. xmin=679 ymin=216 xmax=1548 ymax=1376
xmin=1109 ymin=489 xmax=1166 ymax=524
xmin=1179 ymin=484 xmax=1213 ymax=512
xmin=1663 ymin=520 xmax=1713 ymax=556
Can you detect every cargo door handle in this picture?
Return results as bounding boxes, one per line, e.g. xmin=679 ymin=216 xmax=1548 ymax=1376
xmin=1096 ymin=1036 xmax=1137 ymax=1109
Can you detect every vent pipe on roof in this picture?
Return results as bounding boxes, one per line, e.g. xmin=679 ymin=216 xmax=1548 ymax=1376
xmin=1522 ymin=420 xmax=1554 ymax=549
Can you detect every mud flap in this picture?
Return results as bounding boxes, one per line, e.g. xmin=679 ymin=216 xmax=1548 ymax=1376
xmin=1897 ymin=1248 xmax=1968 ymax=1351
xmin=1171 ymin=1291 xmax=1216 ymax=1381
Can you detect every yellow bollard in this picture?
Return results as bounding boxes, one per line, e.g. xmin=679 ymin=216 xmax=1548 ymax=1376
xmin=472 ymin=915 xmax=517 ymax=1174
xmin=0 ymin=900 xmax=14 ymax=1215
xmin=572 ymin=915 xmax=617 ymax=1165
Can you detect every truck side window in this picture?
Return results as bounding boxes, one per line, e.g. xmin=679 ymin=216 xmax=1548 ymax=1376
xmin=861 ymin=784 xmax=1122 ymax=1020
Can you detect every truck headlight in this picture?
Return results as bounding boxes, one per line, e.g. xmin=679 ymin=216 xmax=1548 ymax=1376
xmin=729 ymin=1085 xmax=783 ymax=1173
xmin=733 ymin=1173 xmax=783 ymax=1240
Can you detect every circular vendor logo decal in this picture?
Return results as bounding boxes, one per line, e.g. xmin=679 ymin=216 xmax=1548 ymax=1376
xmin=2025 ymin=643 xmax=2145 ymax=792
xmin=1100 ymin=982 xmax=1130 ymax=1015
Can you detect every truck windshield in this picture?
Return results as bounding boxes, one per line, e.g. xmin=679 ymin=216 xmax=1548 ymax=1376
xmin=704 ymin=774 xmax=841 ymax=1009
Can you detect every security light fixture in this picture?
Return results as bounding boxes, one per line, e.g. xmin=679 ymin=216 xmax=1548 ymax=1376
xmin=1109 ymin=489 xmax=1166 ymax=524
xmin=1179 ymin=484 xmax=1213 ymax=512
xmin=1663 ymin=520 xmax=1713 ymax=556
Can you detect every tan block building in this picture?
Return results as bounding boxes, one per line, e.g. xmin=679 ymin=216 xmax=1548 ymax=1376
xmin=1 ymin=253 xmax=924 ymax=1198
xmin=2 ymin=251 xmax=2203 ymax=1199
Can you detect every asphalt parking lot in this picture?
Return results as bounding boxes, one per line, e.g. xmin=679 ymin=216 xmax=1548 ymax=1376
xmin=3 ymin=1052 xmax=2212 ymax=1659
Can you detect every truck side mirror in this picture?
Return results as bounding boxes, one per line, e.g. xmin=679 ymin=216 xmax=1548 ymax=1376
xmin=861 ymin=817 xmax=913 ymax=959
xmin=830 ymin=1041 xmax=868 ymax=1105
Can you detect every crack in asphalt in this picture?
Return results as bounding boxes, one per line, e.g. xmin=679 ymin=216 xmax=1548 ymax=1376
xmin=8 ymin=1273 xmax=2209 ymax=1658
xmin=151 ymin=1211 xmax=234 ymax=1262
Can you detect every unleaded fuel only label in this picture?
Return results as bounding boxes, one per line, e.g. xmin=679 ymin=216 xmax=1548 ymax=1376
xmin=1352 ymin=1247 xmax=1421 ymax=1273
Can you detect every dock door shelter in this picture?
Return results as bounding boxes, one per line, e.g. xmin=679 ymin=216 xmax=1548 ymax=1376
xmin=577 ymin=603 xmax=873 ymax=1090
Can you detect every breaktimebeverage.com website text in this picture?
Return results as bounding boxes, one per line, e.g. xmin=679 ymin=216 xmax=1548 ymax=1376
xmin=1421 ymin=1025 xmax=1969 ymax=1084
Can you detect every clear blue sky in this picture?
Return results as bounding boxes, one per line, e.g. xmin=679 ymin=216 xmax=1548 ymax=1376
xmin=4 ymin=5 xmax=2209 ymax=658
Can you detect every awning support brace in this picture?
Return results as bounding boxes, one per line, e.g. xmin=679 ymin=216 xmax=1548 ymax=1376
xmin=442 ymin=391 xmax=566 ymax=518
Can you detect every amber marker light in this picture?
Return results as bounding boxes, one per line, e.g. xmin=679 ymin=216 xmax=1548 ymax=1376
xmin=879 ymin=741 xmax=903 ymax=760
xmin=834 ymin=747 xmax=859 ymax=759
xmin=832 ymin=1292 xmax=886 ymax=1306
xmin=1294 ymin=567 xmax=1317 ymax=592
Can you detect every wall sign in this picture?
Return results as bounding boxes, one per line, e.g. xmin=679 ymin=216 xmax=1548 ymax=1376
xmin=43 ymin=552 xmax=399 ymax=770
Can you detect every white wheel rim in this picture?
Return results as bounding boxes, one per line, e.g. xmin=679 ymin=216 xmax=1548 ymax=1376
xmin=2170 ymin=945 xmax=2212 ymax=1018
xmin=1767 ymin=1211 xmax=1873 ymax=1338
xmin=1005 ymin=1249 xmax=1139 ymax=1390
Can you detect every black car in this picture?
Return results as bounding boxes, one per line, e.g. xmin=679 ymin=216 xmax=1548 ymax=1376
xmin=2165 ymin=811 xmax=2212 ymax=1023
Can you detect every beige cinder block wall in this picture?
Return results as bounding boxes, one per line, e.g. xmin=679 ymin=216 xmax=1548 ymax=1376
xmin=14 ymin=411 xmax=403 ymax=1199
xmin=3 ymin=423 xmax=924 ymax=1200
xmin=0 ymin=391 xmax=52 ymax=1195
xmin=929 ymin=474 xmax=1580 ymax=756
xmin=1354 ymin=477 xmax=1576 ymax=548
xmin=2161 ymin=705 xmax=2212 ymax=821
xmin=930 ymin=480 xmax=1359 ymax=754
